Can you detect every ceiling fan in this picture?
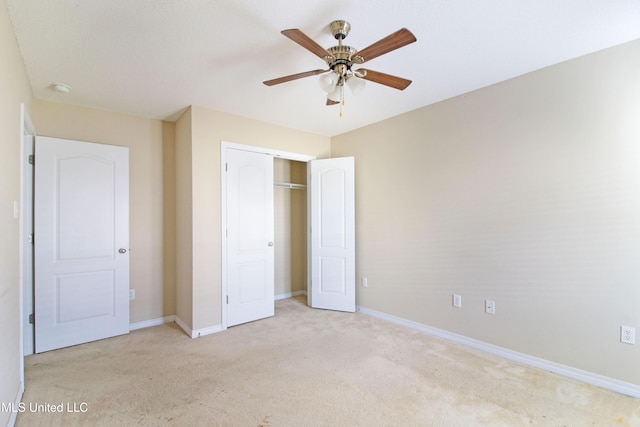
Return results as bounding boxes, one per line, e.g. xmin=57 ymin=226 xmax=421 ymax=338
xmin=263 ymin=20 xmax=417 ymax=110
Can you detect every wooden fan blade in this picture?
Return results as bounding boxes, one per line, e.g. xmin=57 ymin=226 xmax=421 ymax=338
xmin=263 ymin=69 xmax=327 ymax=86
xmin=356 ymin=28 xmax=416 ymax=63
xmin=359 ymin=69 xmax=412 ymax=90
xmin=281 ymin=29 xmax=335 ymax=60
xmin=326 ymin=98 xmax=340 ymax=106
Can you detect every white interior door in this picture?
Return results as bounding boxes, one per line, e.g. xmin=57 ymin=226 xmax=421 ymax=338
xmin=308 ymin=157 xmax=355 ymax=312
xmin=226 ymin=148 xmax=275 ymax=327
xmin=34 ymin=136 xmax=130 ymax=353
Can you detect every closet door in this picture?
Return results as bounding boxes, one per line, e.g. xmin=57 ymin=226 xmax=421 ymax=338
xmin=225 ymin=148 xmax=275 ymax=326
xmin=308 ymin=157 xmax=355 ymax=312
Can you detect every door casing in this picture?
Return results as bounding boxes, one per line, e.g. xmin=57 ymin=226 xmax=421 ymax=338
xmin=19 ymin=105 xmax=35 ymax=398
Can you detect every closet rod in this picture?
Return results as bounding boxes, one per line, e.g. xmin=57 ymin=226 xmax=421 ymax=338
xmin=274 ymin=182 xmax=307 ymax=190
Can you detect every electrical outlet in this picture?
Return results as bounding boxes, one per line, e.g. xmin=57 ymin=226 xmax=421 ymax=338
xmin=361 ymin=277 xmax=368 ymax=288
xmin=453 ymin=294 xmax=462 ymax=308
xmin=129 ymin=289 xmax=135 ymax=300
xmin=485 ymin=300 xmax=495 ymax=315
xmin=621 ymin=325 xmax=635 ymax=344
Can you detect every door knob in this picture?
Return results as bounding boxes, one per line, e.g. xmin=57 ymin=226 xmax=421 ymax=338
xmin=118 ymin=248 xmax=127 ymax=254
xmin=268 ymin=242 xmax=274 ymax=247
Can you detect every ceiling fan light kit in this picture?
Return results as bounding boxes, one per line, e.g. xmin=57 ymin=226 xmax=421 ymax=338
xmin=327 ymin=85 xmax=343 ymax=103
xmin=346 ymin=74 xmax=366 ymax=95
xmin=319 ymin=72 xmax=339 ymax=92
xmin=264 ymin=20 xmax=416 ymax=116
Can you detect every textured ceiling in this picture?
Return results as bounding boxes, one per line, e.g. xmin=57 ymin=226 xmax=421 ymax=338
xmin=6 ymin=0 xmax=640 ymax=137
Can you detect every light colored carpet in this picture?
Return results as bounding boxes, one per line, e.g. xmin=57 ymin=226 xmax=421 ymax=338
xmin=17 ymin=297 xmax=639 ymax=426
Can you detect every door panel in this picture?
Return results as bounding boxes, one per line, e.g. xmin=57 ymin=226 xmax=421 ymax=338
xmin=35 ymin=136 xmax=129 ymax=353
xmin=309 ymin=157 xmax=355 ymax=312
xmin=57 ymin=155 xmax=115 ymax=259
xmin=226 ymin=148 xmax=274 ymax=327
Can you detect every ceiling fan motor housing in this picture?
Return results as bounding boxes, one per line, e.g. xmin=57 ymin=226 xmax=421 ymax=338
xmin=325 ymin=46 xmax=357 ymax=84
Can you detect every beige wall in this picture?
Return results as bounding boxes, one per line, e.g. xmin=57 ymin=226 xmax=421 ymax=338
xmin=162 ymin=121 xmax=177 ymax=317
xmin=0 ymin=2 xmax=33 ymax=425
xmin=331 ymin=39 xmax=640 ymax=386
xmin=174 ymin=108 xmax=193 ymax=327
xmin=32 ymin=101 xmax=176 ymax=324
xmin=289 ymin=161 xmax=308 ymax=294
xmin=186 ymin=105 xmax=330 ymax=330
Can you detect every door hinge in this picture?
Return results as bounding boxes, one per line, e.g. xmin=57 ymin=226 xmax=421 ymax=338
xmin=226 ymin=295 xmax=229 ymax=304
xmin=29 ymin=313 xmax=34 ymax=324
xmin=225 ymin=163 xmax=228 ymax=172
xmin=28 ymin=233 xmax=34 ymax=244
xmin=28 ymin=154 xmax=34 ymax=165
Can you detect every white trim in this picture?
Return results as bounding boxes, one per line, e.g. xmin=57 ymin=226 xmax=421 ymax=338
xmin=19 ymin=104 xmax=36 ymax=383
xmin=129 ymin=315 xmax=175 ymax=331
xmin=192 ymin=324 xmax=224 ymax=338
xmin=221 ymin=141 xmax=316 ymax=163
xmin=174 ymin=316 xmax=192 ymax=336
xmin=357 ymin=305 xmax=640 ymax=399
xmin=174 ymin=316 xmax=223 ymax=339
xmin=7 ymin=382 xmax=23 ymax=427
xmin=128 ymin=293 xmax=308 ymax=336
xmin=221 ymin=144 xmax=228 ymax=331
xmin=275 ymin=290 xmax=306 ymax=301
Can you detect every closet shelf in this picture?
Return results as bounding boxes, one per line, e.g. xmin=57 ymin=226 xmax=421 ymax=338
xmin=274 ymin=181 xmax=307 ymax=190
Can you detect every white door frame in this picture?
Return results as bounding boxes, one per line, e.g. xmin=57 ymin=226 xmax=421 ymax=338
xmin=220 ymin=141 xmax=315 ymax=330
xmin=19 ymin=104 xmax=35 ymax=385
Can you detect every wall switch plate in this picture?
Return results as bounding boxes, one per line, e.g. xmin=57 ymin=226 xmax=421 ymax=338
xmin=621 ymin=325 xmax=635 ymax=344
xmin=129 ymin=289 xmax=135 ymax=300
xmin=485 ymin=300 xmax=495 ymax=315
xmin=361 ymin=277 xmax=368 ymax=288
xmin=453 ymin=294 xmax=462 ymax=308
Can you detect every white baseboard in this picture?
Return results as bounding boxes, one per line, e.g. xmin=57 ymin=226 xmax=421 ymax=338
xmin=174 ymin=316 xmax=223 ymax=339
xmin=192 ymin=324 xmax=223 ymax=338
xmin=130 ymin=315 xmax=223 ymax=339
xmin=275 ymin=290 xmax=306 ymax=301
xmin=170 ymin=292 xmax=306 ymax=337
xmin=357 ymin=305 xmax=640 ymax=399
xmin=129 ymin=315 xmax=175 ymax=331
xmin=173 ymin=316 xmax=191 ymax=337
xmin=7 ymin=381 xmax=24 ymax=427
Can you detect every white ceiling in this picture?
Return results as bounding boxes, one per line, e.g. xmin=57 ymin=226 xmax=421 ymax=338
xmin=6 ymin=0 xmax=640 ymax=137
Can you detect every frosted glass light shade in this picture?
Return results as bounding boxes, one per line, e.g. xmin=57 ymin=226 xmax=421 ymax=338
xmin=319 ymin=73 xmax=339 ymax=93
xmin=347 ymin=76 xmax=366 ymax=95
xmin=327 ymin=85 xmax=342 ymax=102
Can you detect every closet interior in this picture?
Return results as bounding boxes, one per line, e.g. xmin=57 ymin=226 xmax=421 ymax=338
xmin=274 ymin=158 xmax=307 ymax=299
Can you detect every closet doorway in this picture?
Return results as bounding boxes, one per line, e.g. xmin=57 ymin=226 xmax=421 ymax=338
xmin=221 ymin=141 xmax=355 ymax=329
